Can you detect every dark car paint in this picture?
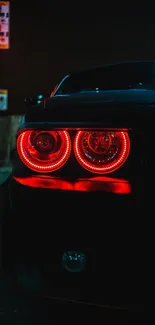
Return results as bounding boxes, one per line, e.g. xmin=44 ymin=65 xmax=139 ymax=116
xmin=2 ymin=68 xmax=155 ymax=318
xmin=21 ymin=91 xmax=155 ymax=132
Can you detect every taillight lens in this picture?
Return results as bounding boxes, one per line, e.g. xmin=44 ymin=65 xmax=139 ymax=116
xmin=74 ymin=131 xmax=130 ymax=174
xmin=17 ymin=130 xmax=71 ymax=172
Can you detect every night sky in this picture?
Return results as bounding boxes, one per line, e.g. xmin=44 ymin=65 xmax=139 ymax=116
xmin=1 ymin=0 xmax=155 ymax=113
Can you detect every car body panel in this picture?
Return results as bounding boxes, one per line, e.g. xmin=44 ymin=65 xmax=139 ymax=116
xmin=3 ymin=62 xmax=155 ymax=314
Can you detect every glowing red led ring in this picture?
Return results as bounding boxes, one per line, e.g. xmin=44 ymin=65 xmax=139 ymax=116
xmin=17 ymin=130 xmax=71 ymax=173
xmin=74 ymin=131 xmax=130 ymax=174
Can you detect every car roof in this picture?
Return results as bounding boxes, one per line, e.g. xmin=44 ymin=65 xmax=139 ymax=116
xmin=69 ymin=61 xmax=155 ymax=76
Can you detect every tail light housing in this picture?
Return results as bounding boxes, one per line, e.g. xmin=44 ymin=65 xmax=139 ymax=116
xmin=17 ymin=130 xmax=71 ymax=173
xmin=17 ymin=129 xmax=130 ymax=175
xmin=74 ymin=131 xmax=130 ymax=174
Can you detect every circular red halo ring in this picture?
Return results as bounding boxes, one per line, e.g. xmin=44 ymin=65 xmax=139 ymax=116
xmin=17 ymin=130 xmax=71 ymax=173
xmin=74 ymin=131 xmax=130 ymax=174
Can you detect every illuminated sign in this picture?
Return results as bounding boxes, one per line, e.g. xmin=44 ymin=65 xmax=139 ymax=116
xmin=0 ymin=1 xmax=10 ymax=49
xmin=0 ymin=89 xmax=8 ymax=110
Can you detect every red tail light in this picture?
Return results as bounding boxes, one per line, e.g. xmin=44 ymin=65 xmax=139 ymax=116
xmin=74 ymin=131 xmax=130 ymax=174
xmin=17 ymin=129 xmax=130 ymax=175
xmin=17 ymin=130 xmax=71 ymax=173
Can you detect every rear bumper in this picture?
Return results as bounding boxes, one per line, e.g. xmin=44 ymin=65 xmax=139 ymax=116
xmin=3 ymin=176 xmax=152 ymax=306
xmin=7 ymin=174 xmax=132 ymax=251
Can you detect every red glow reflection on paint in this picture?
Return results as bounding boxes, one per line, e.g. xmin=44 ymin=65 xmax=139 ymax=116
xmin=50 ymin=85 xmax=58 ymax=97
xmin=13 ymin=176 xmax=131 ymax=194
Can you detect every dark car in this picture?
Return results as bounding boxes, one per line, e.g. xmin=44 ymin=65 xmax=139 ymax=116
xmin=2 ymin=61 xmax=155 ymax=319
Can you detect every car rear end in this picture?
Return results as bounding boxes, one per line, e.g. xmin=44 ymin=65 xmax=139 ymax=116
xmin=2 ymin=98 xmax=155 ymax=319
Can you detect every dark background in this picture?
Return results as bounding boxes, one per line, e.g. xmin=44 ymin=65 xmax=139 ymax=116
xmin=1 ymin=0 xmax=155 ymax=114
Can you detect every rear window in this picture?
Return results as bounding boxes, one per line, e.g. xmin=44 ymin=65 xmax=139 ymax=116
xmin=56 ymin=62 xmax=155 ymax=94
